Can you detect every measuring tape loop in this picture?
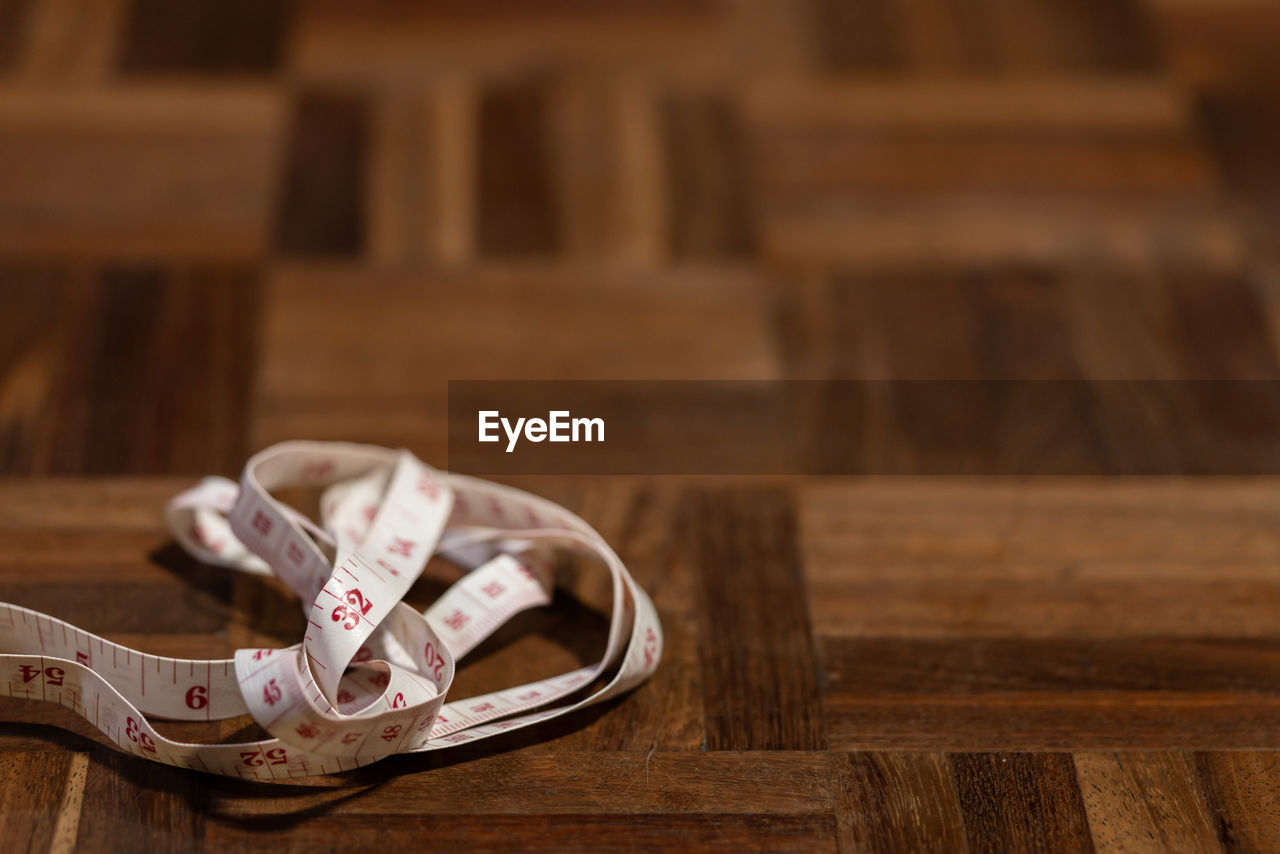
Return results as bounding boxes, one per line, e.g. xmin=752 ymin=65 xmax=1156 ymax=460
xmin=0 ymin=441 xmax=662 ymax=778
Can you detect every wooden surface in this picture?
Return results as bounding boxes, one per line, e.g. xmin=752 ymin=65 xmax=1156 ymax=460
xmin=3 ymin=0 xmax=1280 ymax=851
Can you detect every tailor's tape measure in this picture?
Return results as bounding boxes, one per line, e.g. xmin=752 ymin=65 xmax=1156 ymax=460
xmin=0 ymin=441 xmax=662 ymax=779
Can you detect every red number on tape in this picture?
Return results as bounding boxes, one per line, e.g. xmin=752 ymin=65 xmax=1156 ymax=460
xmin=423 ymin=642 xmax=445 ymax=681
xmin=332 ymin=588 xmax=373 ymax=630
xmin=124 ymin=716 xmax=155 ymax=752
xmin=262 ymin=678 xmax=282 ymax=706
xmin=417 ymin=473 xmax=439 ymax=499
xmin=185 ymin=685 xmax=208 ymax=710
xmin=643 ymin=626 xmax=658 ymax=668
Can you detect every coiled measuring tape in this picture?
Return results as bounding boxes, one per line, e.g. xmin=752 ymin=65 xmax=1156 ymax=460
xmin=0 ymin=441 xmax=662 ymax=779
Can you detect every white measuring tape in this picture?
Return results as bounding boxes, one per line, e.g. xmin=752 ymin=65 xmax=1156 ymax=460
xmin=0 ymin=441 xmax=662 ymax=779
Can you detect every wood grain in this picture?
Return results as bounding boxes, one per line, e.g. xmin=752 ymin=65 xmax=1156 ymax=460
xmin=832 ymin=752 xmax=967 ymax=853
xmin=274 ymin=93 xmax=368 ymax=256
xmin=1074 ymin=752 xmax=1219 ymax=852
xmin=118 ymin=0 xmax=289 ymax=74
xmin=0 ymin=88 xmax=283 ymax=259
xmin=478 ymin=78 xmax=560 ymax=257
xmin=663 ymin=94 xmax=752 ymax=258
xmin=683 ymin=486 xmax=825 ymax=751
xmin=209 ymin=752 xmax=835 ymax=816
xmin=206 ymin=813 xmax=840 ymax=853
xmin=813 ymin=0 xmax=1161 ymax=72
xmin=0 ymin=751 xmax=77 ymax=851
xmin=0 ymin=0 xmax=34 ymax=73
xmin=0 ymin=268 xmax=259 ymax=475
xmin=1195 ymin=752 xmax=1280 ymax=851
xmin=951 ymin=753 xmax=1094 ymax=852
xmin=3 ymin=0 xmax=1280 ymax=849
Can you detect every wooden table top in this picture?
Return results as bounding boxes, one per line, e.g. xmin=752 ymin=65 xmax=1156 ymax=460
xmin=4 ymin=0 xmax=1280 ymax=851
xmin=5 ymin=477 xmax=1280 ymax=852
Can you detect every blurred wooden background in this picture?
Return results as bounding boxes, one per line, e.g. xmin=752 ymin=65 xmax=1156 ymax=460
xmin=3 ymin=0 xmax=1280 ymax=851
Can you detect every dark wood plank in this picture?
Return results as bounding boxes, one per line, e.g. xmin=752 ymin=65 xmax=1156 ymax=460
xmin=0 ymin=266 xmax=76 ymax=473
xmin=209 ymin=752 xmax=834 ymax=815
xmin=744 ymin=74 xmax=1231 ymax=269
xmin=663 ymin=94 xmax=753 ymax=257
xmin=833 ymin=752 xmax=967 ymax=853
xmin=1196 ymin=90 xmax=1280 ymax=261
xmin=821 ymin=639 xmax=1280 ymax=750
xmin=1155 ymin=2 xmax=1280 ymax=90
xmin=0 ymin=0 xmax=33 ymax=72
xmin=1165 ymin=273 xmax=1279 ymax=380
xmin=253 ymin=267 xmax=778 ymax=453
xmin=0 ymin=582 xmax=229 ymax=635
xmin=1001 ymin=0 xmax=1161 ymax=72
xmin=54 ymin=267 xmax=260 ymax=475
xmin=477 ymin=79 xmax=559 ymax=256
xmin=753 ymin=132 xmax=1211 ymax=203
xmin=826 ymin=692 xmax=1280 ymax=753
xmin=0 ymin=266 xmax=259 ymax=476
xmin=778 ymin=269 xmax=1103 ymax=380
xmin=0 ymin=751 xmax=77 ymax=851
xmin=76 ymin=751 xmax=208 ymax=854
xmin=813 ymin=0 xmax=1159 ymax=72
xmin=800 ymin=480 xmax=1280 ymax=639
xmin=118 ymin=0 xmax=290 ymax=74
xmin=207 ymin=813 xmax=837 ymax=852
xmin=682 ymin=486 xmax=825 ymax=750
xmin=804 ymin=481 xmax=1280 ymax=751
xmin=274 ymin=93 xmax=369 ymax=256
xmin=811 ymin=0 xmax=896 ymax=72
xmin=291 ymin=0 xmax=721 ymax=82
xmin=1198 ymin=93 xmax=1280 ymax=211
xmin=951 ymin=753 xmax=1094 ymax=853
xmin=823 ymin=638 xmax=1280 ymax=695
